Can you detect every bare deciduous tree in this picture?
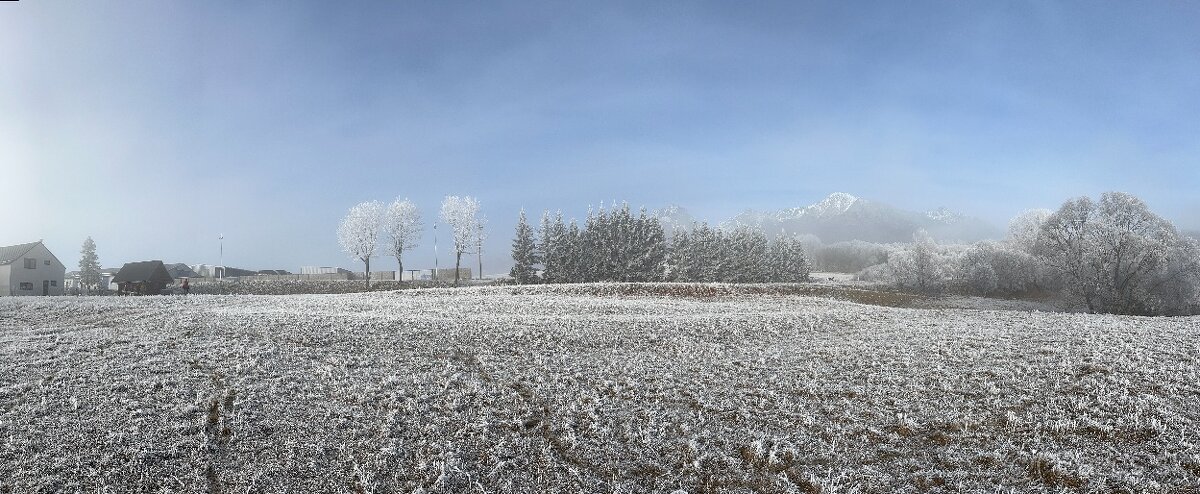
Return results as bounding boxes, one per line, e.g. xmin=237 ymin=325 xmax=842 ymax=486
xmin=1038 ymin=192 xmax=1187 ymax=314
xmin=383 ymin=198 xmax=422 ymax=279
xmin=890 ymin=229 xmax=943 ymax=293
xmin=439 ymin=195 xmax=480 ymax=286
xmin=338 ymin=200 xmax=384 ymax=287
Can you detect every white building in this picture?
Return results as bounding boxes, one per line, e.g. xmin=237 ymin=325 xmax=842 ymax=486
xmin=301 ymin=266 xmax=351 ymax=275
xmin=64 ymin=268 xmax=120 ymax=293
xmin=0 ymin=241 xmax=66 ymax=296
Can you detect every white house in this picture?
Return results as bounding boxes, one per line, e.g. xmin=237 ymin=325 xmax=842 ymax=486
xmin=0 ymin=241 xmax=66 ymax=296
xmin=64 ymin=267 xmax=121 ymax=293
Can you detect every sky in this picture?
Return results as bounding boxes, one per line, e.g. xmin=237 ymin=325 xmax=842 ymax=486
xmin=2 ymin=1 xmax=1198 ymax=274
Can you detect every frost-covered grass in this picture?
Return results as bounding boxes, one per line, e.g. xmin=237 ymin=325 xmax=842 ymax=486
xmin=1 ymin=284 xmax=1198 ymax=492
xmin=188 ymin=279 xmax=408 ymax=295
xmin=186 ymin=278 xmax=501 ymax=295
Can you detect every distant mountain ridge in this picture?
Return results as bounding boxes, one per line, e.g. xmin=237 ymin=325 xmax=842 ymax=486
xmin=657 ymin=193 xmax=1000 ymax=244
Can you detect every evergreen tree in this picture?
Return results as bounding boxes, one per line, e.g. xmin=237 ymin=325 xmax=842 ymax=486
xmin=633 ymin=208 xmax=667 ymax=281
xmin=612 ymin=203 xmax=637 ymax=281
xmin=528 ymin=201 xmax=818 ymax=286
xmin=581 ymin=207 xmax=603 ymax=282
xmin=538 ymin=211 xmax=557 ymax=283
xmin=725 ymin=227 xmax=770 ymax=282
xmin=770 ymin=236 xmax=811 ymax=283
xmin=691 ymin=223 xmax=722 ymax=282
xmin=78 ymin=237 xmax=101 ymax=294
xmin=510 ymin=210 xmax=538 ymax=284
xmin=564 ymin=220 xmax=582 ymax=283
xmin=668 ymin=229 xmax=693 ymax=282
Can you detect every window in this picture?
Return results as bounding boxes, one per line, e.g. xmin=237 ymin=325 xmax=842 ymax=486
xmin=50 ymin=280 xmax=57 ymax=287
xmin=24 ymin=258 xmax=36 ymax=269
xmin=44 ymin=260 xmax=50 ymax=266
xmin=19 ymin=282 xmax=33 ymax=290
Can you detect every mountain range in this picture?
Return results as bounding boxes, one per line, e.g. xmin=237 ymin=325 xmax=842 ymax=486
xmin=657 ymin=193 xmax=1000 ymax=244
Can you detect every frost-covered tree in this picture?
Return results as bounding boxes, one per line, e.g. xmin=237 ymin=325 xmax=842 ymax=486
xmin=78 ymin=237 xmax=101 ymax=295
xmin=890 ymin=229 xmax=944 ymax=292
xmin=1089 ymin=192 xmax=1176 ymax=313
xmin=611 ymin=204 xmax=635 ymax=281
xmin=624 ymin=207 xmax=666 ymax=282
xmin=510 ymin=210 xmax=538 ymax=284
xmin=723 ymin=227 xmax=770 ymax=282
xmin=383 ymin=198 xmax=422 ymax=278
xmin=534 ymin=202 xmax=812 ymax=285
xmin=580 ymin=206 xmax=607 ymax=282
xmin=538 ymin=212 xmax=556 ymax=282
xmin=338 ymin=200 xmax=385 ymax=287
xmin=1147 ymin=236 xmax=1200 ymax=315
xmin=439 ymin=195 xmax=480 ymax=286
xmin=667 ymin=229 xmax=692 ymax=282
xmin=641 ymin=209 xmax=669 ymax=281
xmin=689 ymin=222 xmax=723 ymax=282
xmin=956 ymin=242 xmax=1000 ymax=295
xmin=1037 ymin=192 xmax=1193 ymax=314
xmin=1007 ymin=209 xmax=1052 ymax=254
xmin=769 ymin=236 xmax=811 ymax=283
xmin=989 ymin=243 xmax=1041 ymax=293
xmin=538 ymin=212 xmax=567 ymax=283
xmin=563 ymin=220 xmax=582 ymax=283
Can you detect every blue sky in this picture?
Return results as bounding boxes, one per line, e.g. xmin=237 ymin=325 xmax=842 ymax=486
xmin=2 ymin=1 xmax=1198 ymax=273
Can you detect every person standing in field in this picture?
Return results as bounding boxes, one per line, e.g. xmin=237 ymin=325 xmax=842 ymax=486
xmin=182 ymin=277 xmax=190 ymax=296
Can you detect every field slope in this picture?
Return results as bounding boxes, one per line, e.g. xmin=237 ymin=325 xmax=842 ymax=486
xmin=1 ymin=285 xmax=1198 ymax=492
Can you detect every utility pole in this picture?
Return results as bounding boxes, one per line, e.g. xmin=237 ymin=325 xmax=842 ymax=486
xmin=433 ymin=224 xmax=439 ymax=281
xmin=218 ymin=234 xmax=224 ymax=280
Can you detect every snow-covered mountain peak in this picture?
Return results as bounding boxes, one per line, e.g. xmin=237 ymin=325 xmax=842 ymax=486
xmin=926 ymin=206 xmax=966 ymax=223
xmin=807 ymin=192 xmax=858 ymax=216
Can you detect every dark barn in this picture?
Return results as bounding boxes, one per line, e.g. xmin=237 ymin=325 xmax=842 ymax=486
xmin=112 ymin=261 xmax=174 ymax=295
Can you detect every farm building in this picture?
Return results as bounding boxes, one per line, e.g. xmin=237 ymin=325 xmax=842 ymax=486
xmin=112 ymin=260 xmax=174 ymax=295
xmin=301 ymin=266 xmax=352 ymax=275
xmin=0 ymin=240 xmax=66 ymax=296
xmin=165 ymin=263 xmax=199 ymax=279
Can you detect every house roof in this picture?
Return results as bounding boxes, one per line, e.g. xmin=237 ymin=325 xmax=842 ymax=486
xmin=0 ymin=241 xmax=41 ymax=265
xmin=165 ymin=263 xmax=198 ymax=278
xmin=112 ymin=261 xmax=174 ymax=284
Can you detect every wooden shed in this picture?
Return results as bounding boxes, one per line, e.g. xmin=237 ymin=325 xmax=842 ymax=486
xmin=112 ymin=260 xmax=174 ymax=295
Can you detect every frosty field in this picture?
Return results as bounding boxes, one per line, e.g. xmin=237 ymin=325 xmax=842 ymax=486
xmin=1 ymin=285 xmax=1198 ymax=493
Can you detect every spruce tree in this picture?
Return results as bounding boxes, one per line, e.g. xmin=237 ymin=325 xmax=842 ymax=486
xmin=538 ymin=211 xmax=556 ymax=283
xmin=769 ymin=236 xmax=810 ymax=283
xmin=668 ymin=228 xmax=692 ymax=282
xmin=690 ymin=223 xmax=721 ymax=282
xmin=78 ymin=237 xmax=101 ymax=294
xmin=619 ymin=202 xmax=638 ymax=279
xmin=580 ymin=207 xmax=602 ymax=282
xmin=634 ymin=208 xmax=666 ymax=281
xmin=510 ymin=210 xmax=538 ymax=284
xmin=564 ymin=220 xmax=582 ymax=283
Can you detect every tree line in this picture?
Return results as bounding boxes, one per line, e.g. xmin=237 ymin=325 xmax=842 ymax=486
xmin=510 ymin=202 xmax=811 ymax=284
xmin=859 ymin=192 xmax=1200 ymax=315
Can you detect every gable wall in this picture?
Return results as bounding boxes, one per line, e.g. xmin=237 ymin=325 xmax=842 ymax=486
xmin=2 ymin=243 xmax=66 ymax=296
